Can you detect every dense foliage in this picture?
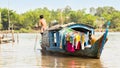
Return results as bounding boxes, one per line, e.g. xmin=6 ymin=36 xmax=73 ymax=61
xmin=0 ymin=6 xmax=120 ymax=32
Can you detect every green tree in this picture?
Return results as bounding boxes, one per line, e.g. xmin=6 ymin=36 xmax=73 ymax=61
xmin=111 ymin=12 xmax=120 ymax=28
xmin=1 ymin=8 xmax=9 ymax=30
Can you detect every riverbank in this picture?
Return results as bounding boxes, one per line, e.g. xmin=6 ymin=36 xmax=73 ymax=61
xmin=95 ymin=29 xmax=119 ymax=32
xmin=17 ymin=28 xmax=119 ymax=33
xmin=0 ymin=28 xmax=118 ymax=33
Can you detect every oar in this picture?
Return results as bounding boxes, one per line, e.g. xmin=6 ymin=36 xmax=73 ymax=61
xmin=100 ymin=21 xmax=110 ymax=54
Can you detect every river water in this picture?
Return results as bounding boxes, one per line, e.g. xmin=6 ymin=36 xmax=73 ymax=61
xmin=0 ymin=32 xmax=120 ymax=68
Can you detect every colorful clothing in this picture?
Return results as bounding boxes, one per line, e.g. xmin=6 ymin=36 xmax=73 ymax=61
xmin=81 ymin=33 xmax=85 ymax=50
xmin=66 ymin=41 xmax=75 ymax=52
xmin=75 ymin=34 xmax=81 ymax=49
xmin=60 ymin=27 xmax=88 ymax=52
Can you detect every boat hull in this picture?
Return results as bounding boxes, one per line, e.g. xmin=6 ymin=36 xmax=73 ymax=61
xmin=41 ymin=32 xmax=107 ymax=59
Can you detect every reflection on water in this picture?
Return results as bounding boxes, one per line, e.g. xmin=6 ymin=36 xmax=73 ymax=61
xmin=39 ymin=54 xmax=102 ymax=68
xmin=0 ymin=32 xmax=120 ymax=68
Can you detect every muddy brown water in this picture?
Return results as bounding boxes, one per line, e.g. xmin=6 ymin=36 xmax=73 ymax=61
xmin=0 ymin=32 xmax=120 ymax=68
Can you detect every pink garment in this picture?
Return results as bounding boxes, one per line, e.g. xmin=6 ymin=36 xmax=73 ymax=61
xmin=76 ymin=41 xmax=81 ymax=50
xmin=74 ymin=38 xmax=81 ymax=50
xmin=67 ymin=41 xmax=75 ymax=52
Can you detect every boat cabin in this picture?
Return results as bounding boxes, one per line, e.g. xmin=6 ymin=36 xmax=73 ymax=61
xmin=44 ymin=23 xmax=94 ymax=50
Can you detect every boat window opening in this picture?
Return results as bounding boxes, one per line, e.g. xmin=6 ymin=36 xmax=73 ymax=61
xmin=71 ymin=28 xmax=94 ymax=47
xmin=72 ymin=28 xmax=89 ymax=34
xmin=53 ymin=32 xmax=57 ymax=47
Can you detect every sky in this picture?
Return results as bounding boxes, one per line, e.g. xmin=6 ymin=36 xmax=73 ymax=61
xmin=0 ymin=0 xmax=120 ymax=14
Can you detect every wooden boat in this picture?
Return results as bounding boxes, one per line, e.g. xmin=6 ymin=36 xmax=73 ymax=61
xmin=41 ymin=22 xmax=110 ymax=59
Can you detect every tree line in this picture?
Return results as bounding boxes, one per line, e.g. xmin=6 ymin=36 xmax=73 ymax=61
xmin=0 ymin=6 xmax=120 ymax=32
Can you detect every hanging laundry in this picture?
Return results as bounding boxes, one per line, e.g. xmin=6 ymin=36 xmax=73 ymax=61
xmin=66 ymin=41 xmax=75 ymax=52
xmin=81 ymin=33 xmax=85 ymax=50
xmin=59 ymin=27 xmax=87 ymax=52
xmin=59 ymin=28 xmax=72 ymax=49
xmin=75 ymin=33 xmax=81 ymax=50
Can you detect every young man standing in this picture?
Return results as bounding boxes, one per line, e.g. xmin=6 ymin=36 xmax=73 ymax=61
xmin=39 ymin=15 xmax=47 ymax=34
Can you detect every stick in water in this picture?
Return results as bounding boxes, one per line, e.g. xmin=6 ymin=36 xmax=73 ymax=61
xmin=34 ymin=33 xmax=38 ymax=50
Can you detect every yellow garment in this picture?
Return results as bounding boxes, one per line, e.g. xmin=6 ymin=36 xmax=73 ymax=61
xmin=66 ymin=34 xmax=70 ymax=41
xmin=75 ymin=34 xmax=80 ymax=42
xmin=81 ymin=33 xmax=85 ymax=50
xmin=81 ymin=34 xmax=85 ymax=44
xmin=90 ymin=35 xmax=97 ymax=45
xmin=75 ymin=34 xmax=80 ymax=49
